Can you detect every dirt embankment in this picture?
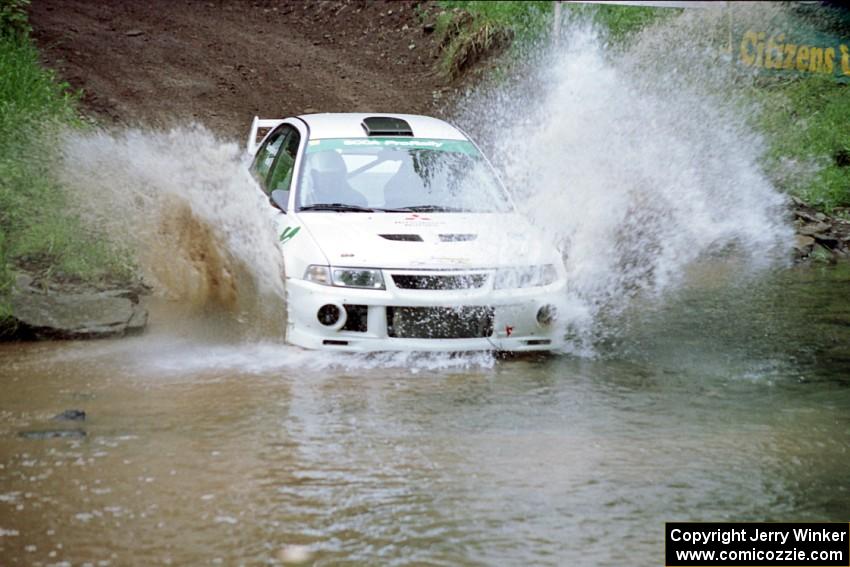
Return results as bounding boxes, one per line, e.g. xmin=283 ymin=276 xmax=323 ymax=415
xmin=29 ymin=0 xmax=450 ymax=139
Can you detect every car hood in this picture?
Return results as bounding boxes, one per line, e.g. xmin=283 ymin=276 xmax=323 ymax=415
xmin=296 ymin=212 xmax=560 ymax=270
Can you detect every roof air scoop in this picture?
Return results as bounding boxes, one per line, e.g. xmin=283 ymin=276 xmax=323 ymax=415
xmin=361 ymin=116 xmax=414 ymax=137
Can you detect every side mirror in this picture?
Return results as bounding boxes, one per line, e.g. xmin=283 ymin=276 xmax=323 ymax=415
xmin=270 ymin=189 xmax=288 ymax=212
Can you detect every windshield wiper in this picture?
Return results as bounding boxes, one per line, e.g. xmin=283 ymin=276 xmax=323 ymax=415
xmin=299 ymin=203 xmax=375 ymax=212
xmin=390 ymin=205 xmax=468 ymax=213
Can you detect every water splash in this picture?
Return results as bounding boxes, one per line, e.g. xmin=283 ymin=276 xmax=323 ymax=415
xmin=454 ymin=8 xmax=794 ymax=352
xmin=59 ymin=125 xmax=287 ymax=337
xmin=31 ymin=331 xmax=498 ymax=377
xmin=54 ymin=5 xmax=796 ymax=360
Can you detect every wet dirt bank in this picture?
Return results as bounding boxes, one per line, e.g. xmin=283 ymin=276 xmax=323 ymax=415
xmin=29 ymin=0 xmax=450 ymax=138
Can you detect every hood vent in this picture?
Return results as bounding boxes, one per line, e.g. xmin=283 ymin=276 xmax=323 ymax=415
xmin=361 ymin=116 xmax=414 ymax=137
xmin=439 ymin=233 xmax=477 ymax=242
xmin=380 ymin=234 xmax=423 ymax=242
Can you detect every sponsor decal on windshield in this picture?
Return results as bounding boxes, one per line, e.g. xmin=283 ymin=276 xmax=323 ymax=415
xmin=305 ymin=137 xmax=479 ymax=155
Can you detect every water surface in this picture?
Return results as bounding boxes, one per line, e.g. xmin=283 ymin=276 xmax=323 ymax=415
xmin=1 ymin=264 xmax=849 ymax=566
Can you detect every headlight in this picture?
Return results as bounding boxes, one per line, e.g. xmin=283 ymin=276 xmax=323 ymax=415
xmin=493 ymin=264 xmax=558 ymax=289
xmin=304 ymin=265 xmax=385 ymax=290
xmin=332 ymin=267 xmax=384 ymax=289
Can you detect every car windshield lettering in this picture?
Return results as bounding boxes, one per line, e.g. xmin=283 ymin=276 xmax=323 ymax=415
xmin=296 ymin=138 xmax=512 ymax=213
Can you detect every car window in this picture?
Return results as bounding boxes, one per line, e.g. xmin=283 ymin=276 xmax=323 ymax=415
xmin=297 ymin=138 xmax=512 ymax=212
xmin=267 ymin=128 xmax=300 ymax=194
xmin=343 ymin=154 xmax=401 ymax=203
xmin=251 ymin=131 xmax=285 ymax=184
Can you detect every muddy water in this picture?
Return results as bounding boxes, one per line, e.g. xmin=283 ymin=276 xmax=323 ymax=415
xmin=1 ymin=264 xmax=850 ymax=566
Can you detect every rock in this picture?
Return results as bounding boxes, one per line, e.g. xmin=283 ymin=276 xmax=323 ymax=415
xmin=793 ymin=234 xmax=815 ymax=253
xmin=125 ymin=29 xmax=144 ymax=37
xmin=811 ymin=243 xmax=837 ymax=264
xmin=52 ymin=409 xmax=86 ymax=421
xmin=798 ymin=222 xmax=831 ymax=236
xmin=19 ymin=429 xmax=86 ymax=440
xmin=812 ymin=233 xmax=840 ymax=248
xmin=14 ymin=272 xmax=35 ymax=292
xmin=126 ymin=306 xmax=148 ymax=334
xmin=10 ymin=290 xmax=148 ymax=340
xmin=98 ymin=288 xmax=142 ymax=302
xmin=794 ymin=209 xmax=822 ymax=223
xmin=423 ymin=23 xmax=436 ymax=34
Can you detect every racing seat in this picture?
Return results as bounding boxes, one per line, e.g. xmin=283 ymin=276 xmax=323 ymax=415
xmin=382 ymin=155 xmax=426 ymax=209
xmin=306 ymin=151 xmax=367 ymax=207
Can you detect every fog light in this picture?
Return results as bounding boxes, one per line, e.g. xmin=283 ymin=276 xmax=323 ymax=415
xmin=537 ymin=304 xmax=557 ymax=326
xmin=317 ymin=304 xmax=342 ymax=327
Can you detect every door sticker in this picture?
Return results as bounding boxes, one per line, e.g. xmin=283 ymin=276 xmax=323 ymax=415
xmin=280 ymin=226 xmax=301 ymax=244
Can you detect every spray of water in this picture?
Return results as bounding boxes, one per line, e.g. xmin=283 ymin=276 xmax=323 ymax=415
xmin=55 ymin=5 xmax=796 ymax=364
xmin=59 ymin=126 xmax=287 ymax=337
xmin=454 ymin=5 xmax=794 ymax=352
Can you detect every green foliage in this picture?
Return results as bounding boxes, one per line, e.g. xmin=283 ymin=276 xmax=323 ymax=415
xmin=0 ymin=0 xmax=31 ymax=41
xmin=562 ymin=2 xmax=676 ymax=42
xmin=438 ymin=1 xmax=552 ymax=40
xmin=433 ymin=1 xmax=674 ymax=78
xmin=0 ymin=230 xmax=9 ymax=321
xmin=0 ymin=26 xmax=133 ymax=319
xmin=0 ymin=36 xmax=79 ymax=143
xmin=435 ymin=1 xmax=552 ymax=78
xmin=754 ymin=75 xmax=850 ymax=210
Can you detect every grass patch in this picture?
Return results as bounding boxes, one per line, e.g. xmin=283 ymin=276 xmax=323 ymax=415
xmin=753 ymin=76 xmax=850 ymax=210
xmin=561 ymin=2 xmax=677 ymax=43
xmin=432 ymin=0 xmax=672 ymax=78
xmin=0 ymin=4 xmax=134 ymax=323
xmin=434 ymin=1 xmax=552 ymax=78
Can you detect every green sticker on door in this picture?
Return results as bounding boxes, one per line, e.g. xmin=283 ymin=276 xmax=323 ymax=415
xmin=279 ymin=226 xmax=300 ymax=244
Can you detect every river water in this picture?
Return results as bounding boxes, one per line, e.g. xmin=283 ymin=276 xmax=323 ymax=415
xmin=2 ymin=262 xmax=849 ymax=566
xmin=4 ymin=4 xmax=845 ymax=564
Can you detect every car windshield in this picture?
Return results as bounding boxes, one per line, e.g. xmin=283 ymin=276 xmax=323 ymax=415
xmin=296 ymin=138 xmax=512 ymax=212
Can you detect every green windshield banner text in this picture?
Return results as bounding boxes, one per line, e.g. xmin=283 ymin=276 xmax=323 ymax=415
xmin=305 ymin=138 xmax=480 ymax=156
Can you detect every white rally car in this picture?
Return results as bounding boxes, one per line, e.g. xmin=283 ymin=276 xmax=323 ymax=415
xmin=247 ymin=113 xmax=567 ymax=352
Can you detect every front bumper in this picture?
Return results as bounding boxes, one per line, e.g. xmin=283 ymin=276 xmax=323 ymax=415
xmin=284 ymin=270 xmax=567 ymax=352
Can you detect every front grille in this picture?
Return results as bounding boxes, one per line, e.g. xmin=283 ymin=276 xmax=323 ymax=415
xmin=392 ymin=273 xmax=488 ymax=290
xmin=386 ymin=306 xmax=494 ymax=339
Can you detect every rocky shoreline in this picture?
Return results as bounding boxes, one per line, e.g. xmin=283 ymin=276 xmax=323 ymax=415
xmin=4 ymin=271 xmax=148 ymax=340
xmin=790 ymin=197 xmax=850 ymax=262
